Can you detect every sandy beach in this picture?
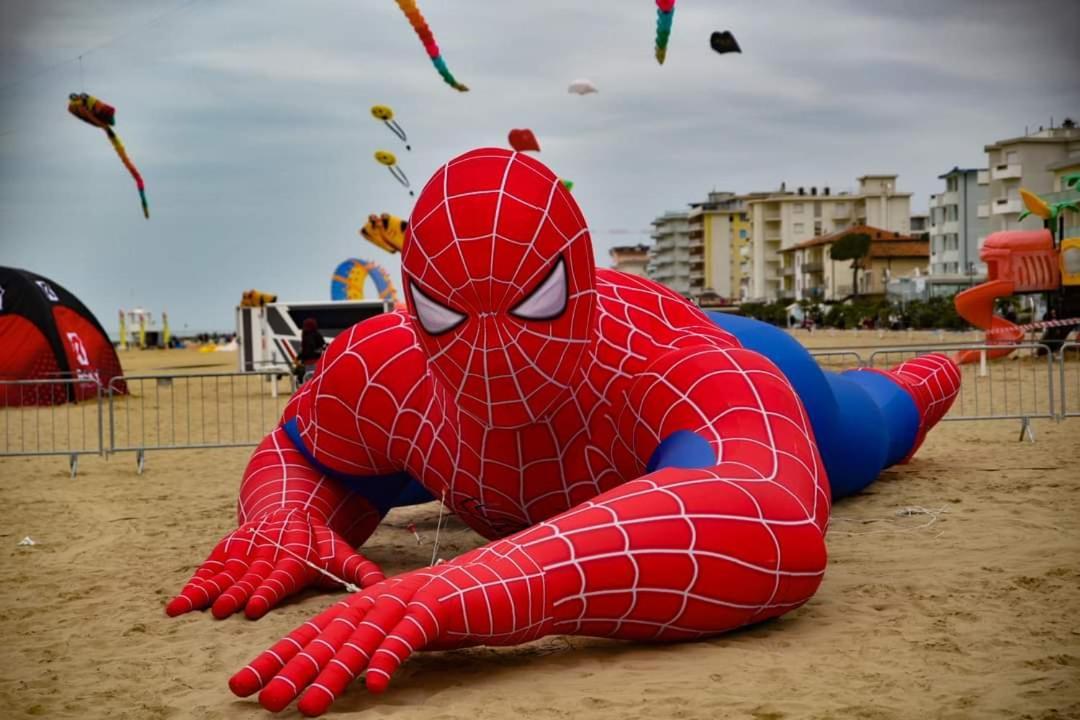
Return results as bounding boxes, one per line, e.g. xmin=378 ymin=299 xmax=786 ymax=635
xmin=1 ymin=334 xmax=1078 ymax=719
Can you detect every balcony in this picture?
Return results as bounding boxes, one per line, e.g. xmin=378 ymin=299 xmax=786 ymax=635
xmin=763 ymin=211 xmax=781 ymax=222
xmin=977 ymin=169 xmax=990 ymax=185
xmin=992 ymin=198 xmax=1023 ymax=215
xmin=765 ymin=234 xmax=782 ymax=244
xmin=977 ymin=204 xmax=990 ymax=218
xmin=689 ymin=270 xmax=704 ymax=282
xmin=782 ymin=266 xmax=795 ymax=277
xmin=991 ymin=163 xmax=1022 ymax=181
xmin=802 ymin=261 xmax=824 ymax=274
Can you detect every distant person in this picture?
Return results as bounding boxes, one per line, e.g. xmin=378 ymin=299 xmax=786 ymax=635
xmin=295 ymin=318 xmax=327 ymax=386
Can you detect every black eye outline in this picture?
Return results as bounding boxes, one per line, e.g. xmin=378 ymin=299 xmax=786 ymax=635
xmin=407 ymin=279 xmax=467 ymax=336
xmin=509 ymin=256 xmax=568 ymax=322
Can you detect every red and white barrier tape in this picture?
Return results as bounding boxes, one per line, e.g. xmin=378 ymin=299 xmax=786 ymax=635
xmin=984 ymin=317 xmax=1080 ymax=337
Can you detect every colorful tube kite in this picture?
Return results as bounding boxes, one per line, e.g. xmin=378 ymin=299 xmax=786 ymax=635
xmin=67 ymin=93 xmax=149 ymax=219
xmin=655 ymin=0 xmax=675 ymax=64
xmin=330 ymin=258 xmax=399 ymax=303
xmin=394 ymin=0 xmax=468 ymax=92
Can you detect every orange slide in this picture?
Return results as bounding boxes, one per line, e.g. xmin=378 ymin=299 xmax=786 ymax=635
xmin=952 ymin=229 xmax=1059 ymax=365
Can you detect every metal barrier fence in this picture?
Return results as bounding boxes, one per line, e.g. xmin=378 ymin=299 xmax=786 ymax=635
xmin=0 ymin=378 xmax=104 ymax=476
xmin=1 ymin=347 xmax=1076 ymax=475
xmin=107 ymin=371 xmax=293 ymax=472
xmin=808 ymin=350 xmax=866 ymax=371
xmin=1061 ymin=342 xmax=1080 ymax=419
xmin=866 ymin=344 xmax=1055 ymax=426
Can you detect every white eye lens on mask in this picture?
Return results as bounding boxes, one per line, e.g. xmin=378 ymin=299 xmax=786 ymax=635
xmin=510 ymin=257 xmax=567 ymax=321
xmin=409 ymin=282 xmax=466 ymax=335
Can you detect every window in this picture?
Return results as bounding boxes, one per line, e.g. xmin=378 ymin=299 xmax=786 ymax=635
xmin=946 ymin=205 xmax=959 ymax=221
xmin=739 ymin=229 xmax=747 ymax=239
xmin=946 ymin=176 xmax=958 ymax=192
xmin=793 ymin=222 xmax=805 ymax=233
xmin=792 ymin=203 xmax=804 ymax=215
xmin=946 ymin=262 xmax=959 ymax=274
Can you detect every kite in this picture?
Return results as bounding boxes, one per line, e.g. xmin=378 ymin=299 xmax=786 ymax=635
xmin=567 ymin=78 xmax=598 ymax=95
xmin=710 ymin=30 xmax=742 ymax=55
xmin=394 ymin=0 xmax=468 ymax=92
xmin=371 ymin=105 xmax=410 ymax=151
xmin=360 ymin=213 xmax=408 ymax=254
xmin=507 ymin=128 xmax=540 ymax=153
xmin=655 ymin=0 xmax=675 ymax=64
xmin=375 ymin=150 xmax=414 ymax=197
xmin=67 ymin=93 xmax=149 ymax=219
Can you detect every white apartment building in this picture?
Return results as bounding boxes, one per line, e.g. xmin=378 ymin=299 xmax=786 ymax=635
xmin=647 ymin=210 xmax=692 ymax=295
xmin=929 ymin=167 xmax=989 ymax=283
xmin=750 ymin=175 xmax=912 ymax=300
xmin=983 ymin=121 xmax=1080 ymax=233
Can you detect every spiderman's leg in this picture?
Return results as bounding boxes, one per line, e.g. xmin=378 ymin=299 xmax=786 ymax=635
xmin=705 ymin=313 xmax=958 ymax=498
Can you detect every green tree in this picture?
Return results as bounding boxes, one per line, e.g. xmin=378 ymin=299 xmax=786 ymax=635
xmin=829 ymin=232 xmax=872 ymax=298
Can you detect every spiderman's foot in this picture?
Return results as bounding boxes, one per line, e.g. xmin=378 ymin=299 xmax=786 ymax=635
xmin=882 ymin=353 xmax=961 ymax=459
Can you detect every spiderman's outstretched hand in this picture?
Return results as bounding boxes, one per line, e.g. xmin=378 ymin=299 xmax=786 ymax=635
xmin=229 ymin=540 xmax=547 ymax=716
xmin=165 ymin=507 xmax=385 ymax=620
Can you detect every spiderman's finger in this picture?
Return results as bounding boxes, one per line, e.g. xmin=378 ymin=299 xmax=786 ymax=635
xmin=244 ymin=521 xmax=313 ymax=619
xmin=325 ymin=537 xmax=385 ymax=589
xmin=258 ymin=606 xmax=366 ymax=713
xmin=245 ymin=556 xmax=311 ymax=620
xmin=364 ymin=598 xmax=441 ymax=694
xmin=229 ymin=600 xmax=348 ymax=698
xmin=166 ymin=556 xmax=247 ymax=616
xmin=296 ymin=595 xmax=409 ymax=716
xmin=211 ymin=554 xmax=274 ymax=619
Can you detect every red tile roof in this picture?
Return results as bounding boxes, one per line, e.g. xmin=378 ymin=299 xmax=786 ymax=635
xmin=780 ymin=225 xmax=923 ymax=252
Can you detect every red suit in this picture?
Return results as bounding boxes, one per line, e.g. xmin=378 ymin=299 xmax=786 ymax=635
xmin=168 ymin=149 xmax=960 ymax=716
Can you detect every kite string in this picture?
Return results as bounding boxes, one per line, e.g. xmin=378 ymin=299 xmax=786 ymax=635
xmin=430 ymin=488 xmax=447 ymax=566
xmin=0 ymin=0 xmax=204 ymax=94
xmin=245 ymin=526 xmax=361 ymax=593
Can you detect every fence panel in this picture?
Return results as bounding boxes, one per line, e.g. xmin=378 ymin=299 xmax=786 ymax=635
xmin=1061 ymin=342 xmax=1080 ymax=419
xmin=0 ymin=378 xmax=104 ymax=474
xmin=868 ymin=343 xmax=1055 ymax=422
xmin=809 ymin=350 xmax=866 ymax=371
xmin=107 ymin=372 xmax=292 ymax=458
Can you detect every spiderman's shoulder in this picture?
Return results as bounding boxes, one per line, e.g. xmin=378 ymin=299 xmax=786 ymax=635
xmin=593 ymin=270 xmax=740 ymax=350
xmin=317 ymin=310 xmax=427 ymax=377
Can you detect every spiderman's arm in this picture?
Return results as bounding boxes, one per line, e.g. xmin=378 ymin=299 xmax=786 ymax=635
xmin=167 ymin=314 xmax=433 ymax=620
xmin=230 ymin=345 xmax=832 ymax=715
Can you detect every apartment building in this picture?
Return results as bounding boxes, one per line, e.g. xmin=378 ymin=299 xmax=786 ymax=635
xmin=750 ymin=175 xmax=912 ymax=300
xmin=983 ymin=121 xmax=1080 ymax=233
xmin=781 ymin=225 xmax=928 ymax=302
xmin=686 ymin=192 xmax=754 ymax=302
xmin=928 ymin=167 xmax=989 ymax=281
xmin=910 ymin=213 xmax=929 ymax=235
xmin=608 ymin=244 xmax=650 ymax=277
xmin=647 ymin=210 xmax=692 ymax=295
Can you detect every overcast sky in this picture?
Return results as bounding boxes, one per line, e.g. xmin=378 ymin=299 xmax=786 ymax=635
xmin=1 ymin=0 xmax=1078 ymax=334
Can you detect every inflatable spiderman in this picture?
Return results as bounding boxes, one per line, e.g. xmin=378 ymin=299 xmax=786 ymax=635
xmin=168 ymin=149 xmax=960 ymax=716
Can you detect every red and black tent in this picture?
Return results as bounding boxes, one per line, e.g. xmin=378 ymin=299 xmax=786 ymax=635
xmin=0 ymin=266 xmax=125 ymax=406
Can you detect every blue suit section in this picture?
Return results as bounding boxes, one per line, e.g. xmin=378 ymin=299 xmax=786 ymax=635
xmin=704 ymin=313 xmax=918 ymax=498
